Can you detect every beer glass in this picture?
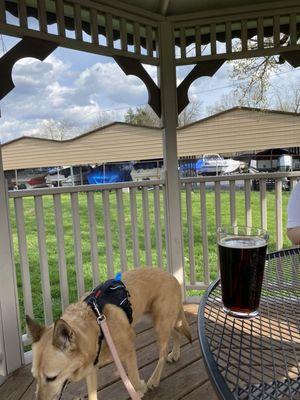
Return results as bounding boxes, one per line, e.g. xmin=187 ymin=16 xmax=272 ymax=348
xmin=217 ymin=226 xmax=269 ymax=319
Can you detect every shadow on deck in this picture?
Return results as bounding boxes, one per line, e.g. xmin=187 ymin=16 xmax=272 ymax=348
xmin=0 ymin=304 xmax=217 ymax=400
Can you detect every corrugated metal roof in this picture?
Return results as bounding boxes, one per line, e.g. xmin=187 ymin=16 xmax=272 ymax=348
xmin=2 ymin=107 xmax=300 ymax=170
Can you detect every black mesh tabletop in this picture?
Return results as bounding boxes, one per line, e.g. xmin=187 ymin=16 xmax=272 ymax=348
xmin=198 ymin=248 xmax=300 ymax=400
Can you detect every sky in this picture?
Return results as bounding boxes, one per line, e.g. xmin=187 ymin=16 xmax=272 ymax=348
xmin=1 ymin=31 xmax=300 ymax=144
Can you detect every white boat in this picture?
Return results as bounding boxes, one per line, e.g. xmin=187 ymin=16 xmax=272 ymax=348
xmin=130 ymin=161 xmax=164 ymax=182
xmin=196 ymin=154 xmax=240 ymax=175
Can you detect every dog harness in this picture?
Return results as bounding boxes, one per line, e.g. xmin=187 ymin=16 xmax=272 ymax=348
xmin=84 ymin=276 xmax=133 ymax=365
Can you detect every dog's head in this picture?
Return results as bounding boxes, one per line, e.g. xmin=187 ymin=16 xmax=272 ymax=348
xmin=26 ymin=315 xmax=88 ymax=400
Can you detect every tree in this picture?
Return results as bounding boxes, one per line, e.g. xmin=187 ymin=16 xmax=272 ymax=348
xmin=206 ymin=93 xmax=240 ymax=116
xmin=124 ymin=105 xmax=160 ymax=127
xmin=272 ymin=84 xmax=300 ymax=113
xmin=124 ymin=102 xmax=202 ymax=128
xmin=40 ymin=119 xmax=80 ymax=140
xmin=228 ymin=34 xmax=294 ymax=108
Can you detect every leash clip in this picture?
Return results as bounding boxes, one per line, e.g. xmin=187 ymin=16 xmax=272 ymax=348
xmin=92 ymin=301 xmax=106 ymax=325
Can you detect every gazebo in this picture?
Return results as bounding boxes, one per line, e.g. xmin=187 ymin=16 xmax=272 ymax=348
xmin=0 ymin=0 xmax=300 ymax=393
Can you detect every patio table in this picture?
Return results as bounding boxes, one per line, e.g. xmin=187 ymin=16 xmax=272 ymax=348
xmin=198 ymin=247 xmax=300 ymax=399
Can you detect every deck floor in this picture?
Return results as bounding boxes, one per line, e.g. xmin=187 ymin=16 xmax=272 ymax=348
xmin=0 ymin=304 xmax=218 ymax=400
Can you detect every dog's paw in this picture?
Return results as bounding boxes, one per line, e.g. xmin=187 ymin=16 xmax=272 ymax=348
xmin=147 ymin=376 xmax=160 ymax=390
xmin=137 ymin=379 xmax=148 ymax=397
xmin=167 ymin=351 xmax=180 ymax=363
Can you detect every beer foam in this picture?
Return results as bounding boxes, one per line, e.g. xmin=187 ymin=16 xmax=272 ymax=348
xmin=219 ymin=235 xmax=267 ymax=249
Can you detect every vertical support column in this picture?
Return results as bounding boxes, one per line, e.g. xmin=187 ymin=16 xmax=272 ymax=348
xmin=0 ymin=145 xmax=22 ymax=375
xmin=158 ymin=22 xmax=185 ymax=292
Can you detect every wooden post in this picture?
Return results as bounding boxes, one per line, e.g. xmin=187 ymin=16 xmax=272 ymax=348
xmin=70 ymin=166 xmax=75 ymax=186
xmin=0 ymin=145 xmax=22 ymax=375
xmin=158 ymin=21 xmax=185 ymax=292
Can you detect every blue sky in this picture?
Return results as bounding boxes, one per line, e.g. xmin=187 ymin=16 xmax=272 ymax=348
xmin=1 ymin=33 xmax=300 ymax=143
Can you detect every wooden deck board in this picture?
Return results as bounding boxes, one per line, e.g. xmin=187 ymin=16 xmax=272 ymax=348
xmin=0 ymin=305 xmax=216 ymax=400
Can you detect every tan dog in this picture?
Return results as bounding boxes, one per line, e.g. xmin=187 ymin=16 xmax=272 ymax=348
xmin=26 ymin=268 xmax=191 ymax=400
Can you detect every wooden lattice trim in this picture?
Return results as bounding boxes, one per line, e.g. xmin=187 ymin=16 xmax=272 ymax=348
xmin=174 ymin=8 xmax=300 ymax=65
xmin=2 ymin=0 xmax=159 ymax=64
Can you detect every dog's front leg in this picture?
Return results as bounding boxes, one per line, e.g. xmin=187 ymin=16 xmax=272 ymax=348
xmin=124 ymin=349 xmax=147 ymax=397
xmin=86 ymin=368 xmax=98 ymax=400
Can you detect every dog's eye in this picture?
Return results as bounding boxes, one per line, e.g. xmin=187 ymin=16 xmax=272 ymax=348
xmin=46 ymin=375 xmax=57 ymax=382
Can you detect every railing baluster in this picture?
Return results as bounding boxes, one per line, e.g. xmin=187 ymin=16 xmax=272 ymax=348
xmin=142 ymin=187 xmax=152 ymax=266
xmin=245 ymin=179 xmax=252 ymax=227
xmin=146 ymin=25 xmax=154 ymax=57
xmin=180 ymin=27 xmax=186 ymax=58
xmin=257 ymin=16 xmax=264 ymax=50
xmin=241 ymin=20 xmax=248 ymax=52
xmin=70 ymin=192 xmax=85 ymax=297
xmin=260 ymin=179 xmax=267 ymax=230
xmin=154 ymin=185 xmax=163 ymax=268
xmin=186 ymin=183 xmax=195 ymax=285
xmin=53 ymin=194 xmax=69 ymax=310
xmin=55 ymin=0 xmax=66 ymax=37
xmin=195 ymin=25 xmax=201 ymax=56
xmin=225 ymin=21 xmax=232 ymax=53
xmin=102 ymin=190 xmax=114 ymax=278
xmin=18 ymin=0 xmax=27 ymax=28
xmin=273 ymin=15 xmax=280 ymax=47
xmin=229 ymin=180 xmax=236 ymax=226
xmin=87 ymin=192 xmax=99 ymax=286
xmin=34 ymin=196 xmax=53 ymax=324
xmin=200 ymin=182 xmax=209 ymax=285
xmin=120 ymin=17 xmax=127 ymax=51
xmin=210 ymin=23 xmax=217 ymax=55
xmin=116 ymin=189 xmax=127 ymax=272
xmin=133 ymin=22 xmax=141 ymax=54
xmin=214 ymin=181 xmax=221 ymax=229
xmin=275 ymin=179 xmax=283 ymax=250
xmin=74 ymin=3 xmax=83 ymax=41
xmin=90 ymin=9 xmax=99 ymax=44
xmin=129 ymin=187 xmax=140 ymax=268
xmin=0 ymin=0 xmax=5 ymax=23
xmin=290 ymin=14 xmax=297 ymax=46
xmin=14 ymin=198 xmax=33 ymax=318
xmin=106 ymin=13 xmax=114 ymax=48
xmin=37 ymin=0 xmax=47 ymax=32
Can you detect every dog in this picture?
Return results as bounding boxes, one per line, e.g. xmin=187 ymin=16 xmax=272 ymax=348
xmin=26 ymin=268 xmax=192 ymax=400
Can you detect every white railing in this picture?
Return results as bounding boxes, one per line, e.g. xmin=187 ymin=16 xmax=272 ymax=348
xmin=9 ymin=179 xmax=165 ymax=334
xmin=181 ymin=171 xmax=300 ymax=292
xmin=6 ymin=171 xmax=300 ymax=350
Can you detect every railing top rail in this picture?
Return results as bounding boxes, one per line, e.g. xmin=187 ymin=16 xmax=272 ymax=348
xmin=8 ymin=179 xmax=164 ymax=198
xmin=181 ymin=171 xmax=300 ymax=184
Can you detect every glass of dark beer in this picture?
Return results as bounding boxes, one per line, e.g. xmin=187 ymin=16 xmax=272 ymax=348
xmin=217 ymin=226 xmax=269 ymax=319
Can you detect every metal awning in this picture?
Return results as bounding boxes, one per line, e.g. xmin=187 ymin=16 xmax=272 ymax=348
xmin=3 ymin=107 xmax=300 ymax=170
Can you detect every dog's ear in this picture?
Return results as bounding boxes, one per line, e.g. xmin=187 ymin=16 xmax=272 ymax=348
xmin=52 ymin=319 xmax=76 ymax=351
xmin=26 ymin=315 xmax=45 ymax=343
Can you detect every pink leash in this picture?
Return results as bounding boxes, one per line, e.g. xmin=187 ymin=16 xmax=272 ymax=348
xmin=99 ymin=316 xmax=141 ymax=400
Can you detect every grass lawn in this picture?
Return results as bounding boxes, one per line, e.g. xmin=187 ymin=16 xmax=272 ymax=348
xmin=9 ymin=187 xmax=290 ymax=332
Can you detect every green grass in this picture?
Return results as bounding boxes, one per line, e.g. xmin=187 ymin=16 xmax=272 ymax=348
xmin=10 ymin=187 xmax=290 ymax=332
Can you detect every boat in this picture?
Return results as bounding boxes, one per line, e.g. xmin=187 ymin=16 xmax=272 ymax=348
xmin=11 ymin=169 xmax=48 ymax=189
xmin=87 ymin=164 xmax=132 ymax=184
xmin=130 ymin=161 xmax=164 ymax=182
xmin=196 ymin=154 xmax=240 ymax=176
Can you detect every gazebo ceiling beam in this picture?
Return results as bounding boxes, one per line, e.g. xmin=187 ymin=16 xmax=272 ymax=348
xmin=0 ymin=36 xmax=57 ymax=100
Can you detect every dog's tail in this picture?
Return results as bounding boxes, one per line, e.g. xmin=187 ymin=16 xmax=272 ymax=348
xmin=176 ymin=306 xmax=192 ymax=343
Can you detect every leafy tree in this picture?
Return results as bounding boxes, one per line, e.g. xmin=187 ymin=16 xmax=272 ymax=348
xmin=124 ymin=102 xmax=202 ymax=127
xmin=124 ymin=105 xmax=160 ymax=127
